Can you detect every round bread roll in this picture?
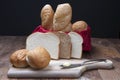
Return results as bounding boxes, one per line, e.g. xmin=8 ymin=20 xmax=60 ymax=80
xmin=10 ymin=49 xmax=29 ymax=68
xmin=41 ymin=4 xmax=54 ymax=30
xmin=72 ymin=21 xmax=88 ymax=32
xmin=26 ymin=47 xmax=51 ymax=69
xmin=53 ymin=3 xmax=72 ymax=31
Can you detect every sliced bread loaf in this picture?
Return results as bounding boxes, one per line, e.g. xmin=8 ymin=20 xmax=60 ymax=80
xmin=55 ymin=31 xmax=71 ymax=59
xmin=68 ymin=32 xmax=83 ymax=58
xmin=26 ymin=32 xmax=60 ymax=59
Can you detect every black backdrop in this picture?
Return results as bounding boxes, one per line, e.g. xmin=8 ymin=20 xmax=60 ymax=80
xmin=0 ymin=0 xmax=120 ymax=38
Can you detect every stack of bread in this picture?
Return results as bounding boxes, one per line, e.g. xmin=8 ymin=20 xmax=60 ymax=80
xmin=40 ymin=3 xmax=88 ymax=32
xmin=26 ymin=3 xmax=88 ymax=59
xmin=9 ymin=3 xmax=89 ymax=69
xmin=10 ymin=47 xmax=51 ymax=69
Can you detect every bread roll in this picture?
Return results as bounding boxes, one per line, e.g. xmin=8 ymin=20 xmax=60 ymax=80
xmin=53 ymin=3 xmax=72 ymax=31
xmin=10 ymin=49 xmax=28 ymax=68
xmin=54 ymin=31 xmax=71 ymax=59
xmin=26 ymin=47 xmax=51 ymax=69
xmin=41 ymin=4 xmax=54 ymax=30
xmin=26 ymin=32 xmax=60 ymax=59
xmin=72 ymin=21 xmax=88 ymax=32
xmin=68 ymin=32 xmax=83 ymax=58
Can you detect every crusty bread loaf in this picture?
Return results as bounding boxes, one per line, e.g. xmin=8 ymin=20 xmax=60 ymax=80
xmin=41 ymin=4 xmax=54 ymax=30
xmin=26 ymin=47 xmax=51 ymax=69
xmin=68 ymin=32 xmax=83 ymax=58
xmin=54 ymin=31 xmax=71 ymax=59
xmin=53 ymin=3 xmax=72 ymax=31
xmin=61 ymin=23 xmax=72 ymax=32
xmin=10 ymin=49 xmax=29 ymax=68
xmin=26 ymin=32 xmax=60 ymax=59
xmin=72 ymin=21 xmax=88 ymax=32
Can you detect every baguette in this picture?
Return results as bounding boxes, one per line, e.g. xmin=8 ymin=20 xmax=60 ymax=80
xmin=53 ymin=3 xmax=72 ymax=31
xmin=61 ymin=23 xmax=72 ymax=32
xmin=41 ymin=4 xmax=54 ymax=30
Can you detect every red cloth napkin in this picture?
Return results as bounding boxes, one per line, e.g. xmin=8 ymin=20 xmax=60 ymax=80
xmin=33 ymin=25 xmax=91 ymax=51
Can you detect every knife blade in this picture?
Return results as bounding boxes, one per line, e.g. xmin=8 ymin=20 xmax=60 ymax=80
xmin=60 ymin=59 xmax=107 ymax=69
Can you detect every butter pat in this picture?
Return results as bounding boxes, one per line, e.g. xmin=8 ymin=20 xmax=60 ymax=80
xmin=63 ymin=62 xmax=71 ymax=67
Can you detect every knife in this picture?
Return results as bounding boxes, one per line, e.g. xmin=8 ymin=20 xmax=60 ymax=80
xmin=60 ymin=59 xmax=113 ymax=69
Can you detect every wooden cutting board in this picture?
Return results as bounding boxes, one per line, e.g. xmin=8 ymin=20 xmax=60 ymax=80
xmin=7 ymin=59 xmax=113 ymax=78
xmin=7 ymin=59 xmax=87 ymax=78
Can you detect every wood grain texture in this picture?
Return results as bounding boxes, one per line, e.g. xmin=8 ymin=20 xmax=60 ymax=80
xmin=91 ymin=38 xmax=120 ymax=80
xmin=0 ymin=36 xmax=120 ymax=80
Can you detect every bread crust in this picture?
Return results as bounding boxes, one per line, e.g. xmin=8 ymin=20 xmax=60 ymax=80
xmin=53 ymin=3 xmax=72 ymax=31
xmin=27 ymin=47 xmax=51 ymax=69
xmin=41 ymin=4 xmax=54 ymax=30
xmin=54 ymin=31 xmax=71 ymax=59
xmin=61 ymin=23 xmax=72 ymax=32
xmin=72 ymin=21 xmax=88 ymax=32
xmin=10 ymin=49 xmax=28 ymax=67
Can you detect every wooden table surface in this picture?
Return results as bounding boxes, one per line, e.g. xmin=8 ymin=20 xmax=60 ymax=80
xmin=0 ymin=36 xmax=120 ymax=80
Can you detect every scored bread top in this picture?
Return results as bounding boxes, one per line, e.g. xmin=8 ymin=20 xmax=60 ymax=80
xmin=53 ymin=3 xmax=72 ymax=31
xmin=41 ymin=4 xmax=54 ymax=30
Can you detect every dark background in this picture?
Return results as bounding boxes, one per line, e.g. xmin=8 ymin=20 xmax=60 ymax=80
xmin=0 ymin=0 xmax=120 ymax=38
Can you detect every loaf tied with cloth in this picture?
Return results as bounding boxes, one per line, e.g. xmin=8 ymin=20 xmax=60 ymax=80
xmin=33 ymin=3 xmax=91 ymax=52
